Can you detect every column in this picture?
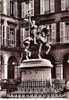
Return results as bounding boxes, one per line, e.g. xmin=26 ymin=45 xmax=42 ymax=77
xmin=56 ymin=61 xmax=63 ymax=80
xmin=3 ymin=54 xmax=9 ymax=79
xmin=4 ymin=20 xmax=7 ymax=47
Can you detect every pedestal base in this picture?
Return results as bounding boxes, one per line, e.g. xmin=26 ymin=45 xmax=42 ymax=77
xmin=19 ymin=59 xmax=53 ymax=81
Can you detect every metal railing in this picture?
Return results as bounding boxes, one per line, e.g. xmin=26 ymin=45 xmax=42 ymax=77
xmin=7 ymin=79 xmax=66 ymax=98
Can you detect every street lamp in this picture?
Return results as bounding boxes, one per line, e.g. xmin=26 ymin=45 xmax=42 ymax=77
xmin=12 ymin=62 xmax=16 ymax=66
xmin=67 ymin=59 xmax=69 ymax=63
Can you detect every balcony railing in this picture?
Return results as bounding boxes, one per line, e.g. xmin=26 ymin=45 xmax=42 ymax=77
xmin=0 ymin=39 xmax=16 ymax=48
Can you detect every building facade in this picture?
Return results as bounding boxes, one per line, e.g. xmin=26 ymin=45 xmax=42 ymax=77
xmin=0 ymin=0 xmax=69 ymax=98
xmin=0 ymin=0 xmax=21 ymax=80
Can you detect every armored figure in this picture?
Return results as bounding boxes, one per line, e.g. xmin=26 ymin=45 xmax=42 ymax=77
xmin=23 ymin=37 xmax=33 ymax=60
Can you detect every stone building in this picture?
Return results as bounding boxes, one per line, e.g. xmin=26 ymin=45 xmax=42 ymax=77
xmin=0 ymin=0 xmax=69 ymax=98
xmin=0 ymin=0 xmax=21 ymax=80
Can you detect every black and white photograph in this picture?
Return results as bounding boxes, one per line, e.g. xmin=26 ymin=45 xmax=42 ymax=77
xmin=0 ymin=0 xmax=69 ymax=98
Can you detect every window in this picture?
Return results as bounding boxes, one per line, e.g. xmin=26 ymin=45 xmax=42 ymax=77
xmin=60 ymin=22 xmax=69 ymax=43
xmin=21 ymin=0 xmax=34 ymax=18
xmin=40 ymin=24 xmax=56 ymax=44
xmin=40 ymin=0 xmax=55 ymax=14
xmin=66 ymin=0 xmax=69 ymax=10
xmin=7 ymin=26 xmax=16 ymax=47
xmin=50 ymin=23 xmax=56 ymax=43
xmin=7 ymin=0 xmax=18 ymax=17
xmin=20 ymin=28 xmax=30 ymax=47
xmin=61 ymin=0 xmax=69 ymax=11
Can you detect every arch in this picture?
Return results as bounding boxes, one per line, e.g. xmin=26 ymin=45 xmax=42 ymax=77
xmin=8 ymin=56 xmax=18 ymax=79
xmin=63 ymin=53 xmax=69 ymax=81
xmin=0 ymin=55 xmax=4 ymax=79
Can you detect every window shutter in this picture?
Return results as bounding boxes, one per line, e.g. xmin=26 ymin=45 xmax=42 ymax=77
xmin=50 ymin=0 xmax=55 ymax=12
xmin=20 ymin=28 xmax=30 ymax=46
xmin=1 ymin=25 xmax=4 ymax=46
xmin=0 ymin=0 xmax=2 ymax=14
xmin=20 ymin=28 xmax=24 ymax=46
xmin=7 ymin=26 xmax=10 ymax=46
xmin=3 ymin=0 xmax=7 ymax=15
xmin=21 ymin=2 xmax=27 ymax=18
xmin=0 ymin=24 xmax=4 ymax=46
xmin=51 ymin=23 xmax=56 ymax=43
xmin=0 ymin=24 xmax=1 ymax=36
xmin=14 ymin=2 xmax=18 ymax=17
xmin=0 ymin=24 xmax=2 ymax=47
xmin=40 ymin=0 xmax=45 ymax=14
xmin=21 ymin=2 xmax=24 ymax=18
xmin=30 ymin=0 xmax=34 ymax=16
xmin=61 ymin=0 xmax=66 ymax=11
xmin=25 ymin=3 xmax=28 ymax=17
xmin=60 ymin=22 xmax=65 ymax=43
xmin=7 ymin=0 xmax=10 ymax=16
xmin=45 ymin=0 xmax=49 ymax=13
xmin=66 ymin=0 xmax=69 ymax=9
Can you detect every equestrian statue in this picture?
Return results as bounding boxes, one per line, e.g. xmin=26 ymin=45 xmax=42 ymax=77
xmin=23 ymin=21 xmax=51 ymax=60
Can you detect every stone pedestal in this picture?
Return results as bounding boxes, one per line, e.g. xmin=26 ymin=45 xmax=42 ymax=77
xmin=19 ymin=59 xmax=53 ymax=81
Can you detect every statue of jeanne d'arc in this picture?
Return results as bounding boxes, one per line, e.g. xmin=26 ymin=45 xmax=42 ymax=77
xmin=23 ymin=21 xmax=51 ymax=59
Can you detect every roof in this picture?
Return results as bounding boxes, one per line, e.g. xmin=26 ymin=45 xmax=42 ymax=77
xmin=19 ymin=59 xmax=53 ymax=68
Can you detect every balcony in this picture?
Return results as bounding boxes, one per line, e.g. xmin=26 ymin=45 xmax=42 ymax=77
xmin=0 ymin=39 xmax=21 ymax=52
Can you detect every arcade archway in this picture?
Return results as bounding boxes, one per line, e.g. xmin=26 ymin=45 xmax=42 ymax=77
xmin=63 ymin=54 xmax=69 ymax=81
xmin=0 ymin=56 xmax=4 ymax=80
xmin=48 ymin=55 xmax=56 ymax=79
xmin=8 ymin=56 xmax=18 ymax=79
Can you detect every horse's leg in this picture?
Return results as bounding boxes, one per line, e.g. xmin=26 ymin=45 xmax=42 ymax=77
xmin=38 ymin=43 xmax=42 ymax=59
xmin=25 ymin=48 xmax=29 ymax=60
xmin=28 ymin=50 xmax=31 ymax=57
xmin=45 ymin=43 xmax=51 ymax=55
